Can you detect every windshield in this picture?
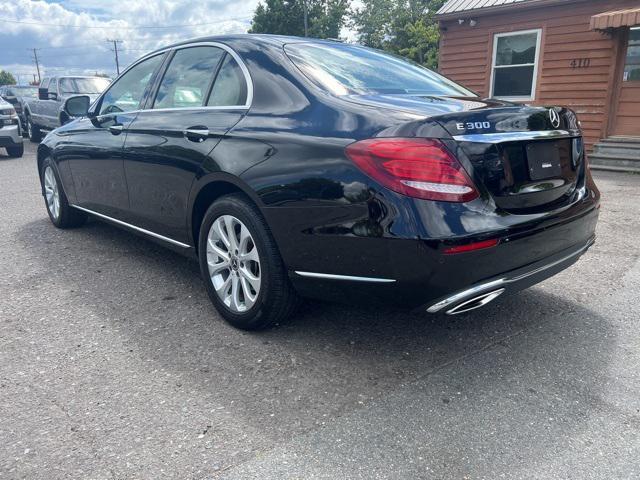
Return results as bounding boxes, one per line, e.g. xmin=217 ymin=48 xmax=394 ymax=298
xmin=285 ymin=43 xmax=475 ymax=97
xmin=8 ymin=86 xmax=38 ymax=98
xmin=60 ymin=77 xmax=111 ymax=94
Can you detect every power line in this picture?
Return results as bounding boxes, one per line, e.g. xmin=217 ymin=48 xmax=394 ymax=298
xmin=0 ymin=15 xmax=252 ymax=29
xmin=36 ymin=43 xmax=106 ymax=50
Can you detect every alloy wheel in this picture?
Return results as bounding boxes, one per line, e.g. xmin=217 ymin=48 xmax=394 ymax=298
xmin=206 ymin=214 xmax=261 ymax=313
xmin=43 ymin=166 xmax=60 ymax=220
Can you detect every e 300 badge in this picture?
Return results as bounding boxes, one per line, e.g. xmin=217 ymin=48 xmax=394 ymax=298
xmin=456 ymin=121 xmax=491 ymax=131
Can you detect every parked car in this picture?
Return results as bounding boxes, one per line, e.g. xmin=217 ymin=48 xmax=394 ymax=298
xmin=37 ymin=35 xmax=600 ymax=330
xmin=24 ymin=75 xmax=110 ymax=142
xmin=0 ymin=97 xmax=24 ymax=157
xmin=0 ymin=85 xmax=38 ymax=135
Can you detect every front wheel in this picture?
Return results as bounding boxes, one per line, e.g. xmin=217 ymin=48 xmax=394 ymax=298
xmin=198 ymin=194 xmax=299 ymax=330
xmin=40 ymin=158 xmax=87 ymax=228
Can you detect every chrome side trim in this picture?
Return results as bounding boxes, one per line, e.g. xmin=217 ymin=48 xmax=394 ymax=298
xmin=295 ymin=271 xmax=396 ymax=283
xmin=452 ymin=130 xmax=580 ymax=144
xmin=427 ymin=237 xmax=595 ymax=313
xmin=70 ymin=205 xmax=191 ymax=249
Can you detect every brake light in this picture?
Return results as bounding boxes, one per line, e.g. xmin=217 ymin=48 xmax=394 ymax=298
xmin=345 ymin=138 xmax=478 ymax=202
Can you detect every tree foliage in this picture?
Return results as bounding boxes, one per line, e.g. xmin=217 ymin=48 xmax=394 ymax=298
xmin=350 ymin=0 xmax=445 ymax=69
xmin=0 ymin=70 xmax=17 ymax=85
xmin=250 ymin=0 xmax=349 ymax=39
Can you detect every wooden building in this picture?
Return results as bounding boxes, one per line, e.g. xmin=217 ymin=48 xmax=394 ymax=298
xmin=436 ymin=0 xmax=640 ymax=172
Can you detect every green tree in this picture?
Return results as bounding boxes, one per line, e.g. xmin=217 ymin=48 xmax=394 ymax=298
xmin=0 ymin=70 xmax=16 ymax=85
xmin=250 ymin=0 xmax=350 ymax=39
xmin=350 ymin=0 xmax=446 ymax=69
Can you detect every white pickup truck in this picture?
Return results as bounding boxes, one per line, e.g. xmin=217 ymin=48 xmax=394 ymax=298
xmin=24 ymin=75 xmax=110 ymax=142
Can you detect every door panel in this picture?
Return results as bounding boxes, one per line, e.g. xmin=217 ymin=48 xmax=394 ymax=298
xmin=64 ymin=52 xmax=166 ymax=218
xmin=64 ymin=113 xmax=137 ymax=217
xmin=122 ymin=109 xmax=244 ymax=242
xmin=121 ymin=45 xmax=247 ymax=242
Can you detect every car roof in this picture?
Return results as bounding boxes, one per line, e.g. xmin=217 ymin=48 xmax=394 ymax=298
xmin=147 ymin=34 xmax=343 ymax=56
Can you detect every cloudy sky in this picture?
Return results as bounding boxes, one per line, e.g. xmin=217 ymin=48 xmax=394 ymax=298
xmin=0 ymin=0 xmax=261 ymax=83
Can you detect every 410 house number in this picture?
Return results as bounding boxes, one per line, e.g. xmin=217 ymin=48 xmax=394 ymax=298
xmin=570 ymin=58 xmax=591 ymax=69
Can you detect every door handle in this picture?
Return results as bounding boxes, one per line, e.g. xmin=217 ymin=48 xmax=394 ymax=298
xmin=184 ymin=127 xmax=209 ymax=142
xmin=109 ymin=124 xmax=124 ymax=135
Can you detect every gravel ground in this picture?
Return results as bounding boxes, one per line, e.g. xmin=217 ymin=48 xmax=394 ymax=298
xmin=1 ymin=142 xmax=639 ymax=480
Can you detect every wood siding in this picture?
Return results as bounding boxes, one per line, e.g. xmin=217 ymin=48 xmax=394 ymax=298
xmin=438 ymin=0 xmax=640 ymax=151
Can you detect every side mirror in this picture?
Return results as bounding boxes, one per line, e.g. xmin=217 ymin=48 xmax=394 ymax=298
xmin=64 ymin=95 xmax=90 ymax=118
xmin=38 ymin=87 xmax=48 ymax=100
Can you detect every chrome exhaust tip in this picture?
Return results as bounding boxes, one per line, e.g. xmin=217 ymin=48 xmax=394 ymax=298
xmin=445 ymin=288 xmax=505 ymax=315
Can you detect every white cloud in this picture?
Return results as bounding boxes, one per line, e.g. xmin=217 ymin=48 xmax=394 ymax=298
xmin=0 ymin=0 xmax=259 ymax=82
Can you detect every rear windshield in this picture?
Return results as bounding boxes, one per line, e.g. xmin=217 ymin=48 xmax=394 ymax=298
xmin=60 ymin=77 xmax=111 ymax=94
xmin=285 ymin=43 xmax=475 ymax=97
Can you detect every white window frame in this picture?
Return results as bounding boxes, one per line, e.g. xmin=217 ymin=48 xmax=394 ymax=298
xmin=490 ymin=28 xmax=542 ymax=101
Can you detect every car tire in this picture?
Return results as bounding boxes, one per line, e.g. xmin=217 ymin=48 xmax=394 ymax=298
xmin=198 ymin=194 xmax=299 ymax=330
xmin=6 ymin=144 xmax=24 ymax=158
xmin=40 ymin=157 xmax=87 ymax=228
xmin=26 ymin=114 xmax=42 ymax=143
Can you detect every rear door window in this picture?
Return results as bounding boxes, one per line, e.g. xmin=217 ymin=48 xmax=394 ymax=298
xmin=153 ymin=46 xmax=225 ymax=109
xmin=207 ymin=54 xmax=248 ymax=107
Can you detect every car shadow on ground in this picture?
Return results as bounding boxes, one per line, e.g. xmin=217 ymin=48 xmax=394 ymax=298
xmin=16 ymin=216 xmax=616 ymax=452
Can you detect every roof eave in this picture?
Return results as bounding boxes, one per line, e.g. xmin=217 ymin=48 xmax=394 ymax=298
xmin=436 ymin=0 xmax=586 ymax=21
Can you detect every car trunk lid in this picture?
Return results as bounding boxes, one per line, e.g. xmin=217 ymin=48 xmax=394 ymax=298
xmin=343 ymin=94 xmax=585 ymax=211
xmin=436 ymin=104 xmax=584 ymax=211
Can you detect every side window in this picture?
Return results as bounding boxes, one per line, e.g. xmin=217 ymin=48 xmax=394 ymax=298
xmin=153 ymin=46 xmax=224 ymax=109
xmin=40 ymin=78 xmax=50 ymax=90
xmin=207 ymin=54 xmax=248 ymax=107
xmin=49 ymin=78 xmax=59 ymax=95
xmin=99 ymin=54 xmax=164 ymax=115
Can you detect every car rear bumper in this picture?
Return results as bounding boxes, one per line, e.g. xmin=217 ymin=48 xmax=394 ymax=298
xmin=0 ymin=125 xmax=23 ymax=146
xmin=283 ymin=190 xmax=599 ymax=311
xmin=424 ymin=235 xmax=595 ymax=314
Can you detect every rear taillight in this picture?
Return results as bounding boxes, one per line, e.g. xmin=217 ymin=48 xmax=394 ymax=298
xmin=345 ymin=138 xmax=479 ymax=202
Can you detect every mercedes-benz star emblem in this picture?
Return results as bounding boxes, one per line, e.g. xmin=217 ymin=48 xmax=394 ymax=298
xmin=549 ymin=109 xmax=560 ymax=129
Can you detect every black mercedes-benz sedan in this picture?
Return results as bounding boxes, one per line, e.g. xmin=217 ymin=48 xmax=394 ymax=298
xmin=37 ymin=34 xmax=600 ymax=330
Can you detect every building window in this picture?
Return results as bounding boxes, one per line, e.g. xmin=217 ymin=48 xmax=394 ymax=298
xmin=623 ymin=27 xmax=640 ymax=82
xmin=491 ymin=29 xmax=542 ymax=100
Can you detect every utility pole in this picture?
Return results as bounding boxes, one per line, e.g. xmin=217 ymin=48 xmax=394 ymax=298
xmin=32 ymin=73 xmax=37 ymax=85
xmin=31 ymin=48 xmax=41 ymax=84
xmin=303 ymin=0 xmax=308 ymax=36
xmin=107 ymin=39 xmax=123 ymax=75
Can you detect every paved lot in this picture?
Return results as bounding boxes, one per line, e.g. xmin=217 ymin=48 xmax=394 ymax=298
xmin=0 ymin=142 xmax=639 ymax=480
